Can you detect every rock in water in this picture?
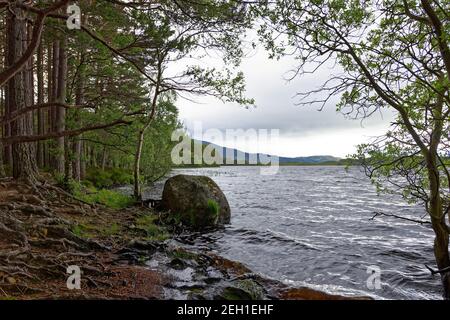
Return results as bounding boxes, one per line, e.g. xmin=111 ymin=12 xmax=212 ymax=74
xmin=161 ymin=175 xmax=231 ymax=230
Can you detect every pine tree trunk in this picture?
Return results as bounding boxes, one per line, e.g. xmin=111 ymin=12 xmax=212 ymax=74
xmin=50 ymin=40 xmax=59 ymax=170
xmin=72 ymin=52 xmax=85 ymax=182
xmin=55 ymin=37 xmax=67 ymax=175
xmin=36 ymin=44 xmax=44 ymax=168
xmin=6 ymin=6 xmax=38 ymax=183
xmin=45 ymin=44 xmax=53 ymax=168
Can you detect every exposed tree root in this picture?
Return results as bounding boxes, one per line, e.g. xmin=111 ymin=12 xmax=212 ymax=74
xmin=0 ymin=180 xmax=166 ymax=299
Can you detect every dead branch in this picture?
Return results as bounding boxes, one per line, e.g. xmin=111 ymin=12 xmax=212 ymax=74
xmin=425 ymin=264 xmax=450 ymax=275
xmin=370 ymin=211 xmax=432 ymax=225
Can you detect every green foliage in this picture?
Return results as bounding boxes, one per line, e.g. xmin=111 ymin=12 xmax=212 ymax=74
xmin=102 ymin=223 xmax=121 ymax=236
xmin=135 ymin=214 xmax=170 ymax=241
xmin=85 ymin=168 xmax=133 ymax=188
xmin=71 ymin=224 xmax=96 ymax=239
xmin=140 ymin=99 xmax=182 ymax=183
xmin=256 ymin=0 xmax=450 ymax=216
xmin=207 ymin=199 xmax=220 ymax=218
xmin=71 ymin=181 xmax=134 ymax=210
xmin=170 ymin=248 xmax=198 ymax=261
xmin=72 ymin=222 xmax=121 ymax=239
xmin=80 ymin=189 xmax=134 ymax=209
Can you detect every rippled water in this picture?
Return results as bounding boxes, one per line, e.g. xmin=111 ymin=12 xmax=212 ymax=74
xmin=145 ymin=166 xmax=442 ymax=300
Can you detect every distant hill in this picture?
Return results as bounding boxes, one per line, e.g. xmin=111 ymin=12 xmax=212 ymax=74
xmin=176 ymin=140 xmax=343 ymax=166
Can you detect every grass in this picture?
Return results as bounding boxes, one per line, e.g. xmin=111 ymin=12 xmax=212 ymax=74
xmin=170 ymin=248 xmax=198 ymax=260
xmin=102 ymin=223 xmax=121 ymax=236
xmin=135 ymin=214 xmax=170 ymax=241
xmin=72 ymin=222 xmax=122 ymax=239
xmin=71 ymin=223 xmax=97 ymax=238
xmin=74 ymin=187 xmax=134 ymax=209
xmin=207 ymin=199 xmax=219 ymax=216
xmin=85 ymin=167 xmax=133 ymax=188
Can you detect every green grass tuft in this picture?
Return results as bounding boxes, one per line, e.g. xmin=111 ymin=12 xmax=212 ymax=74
xmin=136 ymin=214 xmax=169 ymax=241
xmin=75 ymin=188 xmax=134 ymax=209
xmin=207 ymin=199 xmax=220 ymax=217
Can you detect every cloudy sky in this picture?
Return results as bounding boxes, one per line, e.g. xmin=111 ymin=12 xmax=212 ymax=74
xmin=175 ymin=44 xmax=395 ymax=158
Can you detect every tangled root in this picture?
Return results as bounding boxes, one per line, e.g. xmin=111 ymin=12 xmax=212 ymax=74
xmin=0 ymin=180 xmax=114 ymax=298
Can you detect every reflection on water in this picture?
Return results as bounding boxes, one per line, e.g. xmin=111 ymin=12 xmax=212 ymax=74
xmin=144 ymin=166 xmax=442 ymax=300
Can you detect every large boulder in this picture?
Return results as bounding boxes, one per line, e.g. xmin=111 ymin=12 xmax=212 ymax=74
xmin=161 ymin=175 xmax=230 ymax=229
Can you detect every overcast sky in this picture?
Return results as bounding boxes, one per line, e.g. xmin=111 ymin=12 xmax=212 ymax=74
xmin=174 ymin=44 xmax=395 ymax=158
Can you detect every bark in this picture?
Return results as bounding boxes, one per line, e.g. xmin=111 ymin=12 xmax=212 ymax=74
xmin=56 ymin=39 xmax=67 ymax=174
xmin=50 ymin=40 xmax=59 ymax=168
xmin=0 ymin=0 xmax=71 ymax=87
xmin=36 ymin=44 xmax=44 ymax=168
xmin=428 ymin=158 xmax=450 ymax=299
xmin=133 ymin=125 xmax=149 ymax=200
xmin=6 ymin=6 xmax=38 ymax=183
xmin=132 ymin=56 xmax=163 ymax=200
xmin=57 ymin=30 xmax=68 ymax=178
xmin=101 ymin=146 xmax=108 ymax=170
xmin=45 ymin=44 xmax=53 ymax=168
xmin=72 ymin=136 xmax=82 ymax=181
xmin=426 ymin=93 xmax=450 ymax=299
xmin=72 ymin=52 xmax=85 ymax=182
xmin=0 ymin=143 xmax=5 ymax=177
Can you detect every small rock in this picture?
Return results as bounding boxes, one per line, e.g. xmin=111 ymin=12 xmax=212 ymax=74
xmin=6 ymin=277 xmax=16 ymax=285
xmin=169 ymin=258 xmax=188 ymax=270
xmin=218 ymin=279 xmax=266 ymax=300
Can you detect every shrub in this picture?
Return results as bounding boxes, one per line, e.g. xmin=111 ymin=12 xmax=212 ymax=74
xmin=82 ymin=189 xmax=134 ymax=209
xmin=85 ymin=167 xmax=133 ymax=188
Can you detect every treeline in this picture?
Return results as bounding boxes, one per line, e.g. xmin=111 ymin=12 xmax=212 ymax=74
xmin=0 ymin=0 xmax=253 ymax=199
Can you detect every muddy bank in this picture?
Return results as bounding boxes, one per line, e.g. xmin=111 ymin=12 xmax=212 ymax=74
xmin=0 ymin=179 xmax=369 ymax=300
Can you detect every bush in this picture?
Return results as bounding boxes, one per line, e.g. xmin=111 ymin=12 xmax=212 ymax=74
xmin=72 ymin=181 xmax=134 ymax=209
xmin=80 ymin=189 xmax=134 ymax=209
xmin=85 ymin=167 xmax=133 ymax=188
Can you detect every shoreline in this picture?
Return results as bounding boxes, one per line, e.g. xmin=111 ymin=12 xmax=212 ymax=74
xmin=0 ymin=178 xmax=369 ymax=300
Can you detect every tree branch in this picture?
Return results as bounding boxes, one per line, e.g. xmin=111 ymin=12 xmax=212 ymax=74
xmin=370 ymin=211 xmax=431 ymax=225
xmin=0 ymin=110 xmax=144 ymax=145
xmin=0 ymin=102 xmax=95 ymax=125
xmin=0 ymin=0 xmax=71 ymax=87
xmin=425 ymin=264 xmax=450 ymax=275
xmin=420 ymin=0 xmax=450 ymax=79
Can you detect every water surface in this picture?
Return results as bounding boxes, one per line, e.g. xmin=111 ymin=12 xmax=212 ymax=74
xmin=144 ymin=166 xmax=441 ymax=299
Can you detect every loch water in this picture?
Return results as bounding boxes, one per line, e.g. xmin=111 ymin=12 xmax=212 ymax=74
xmin=141 ymin=166 xmax=442 ymax=300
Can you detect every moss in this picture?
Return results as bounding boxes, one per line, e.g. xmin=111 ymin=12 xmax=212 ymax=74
xmin=219 ymin=280 xmax=265 ymax=300
xmin=188 ymin=208 xmax=199 ymax=226
xmin=71 ymin=223 xmax=97 ymax=238
xmin=170 ymin=248 xmax=198 ymax=260
xmin=220 ymin=287 xmax=251 ymax=300
xmin=101 ymin=223 xmax=121 ymax=236
xmin=136 ymin=214 xmax=169 ymax=241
